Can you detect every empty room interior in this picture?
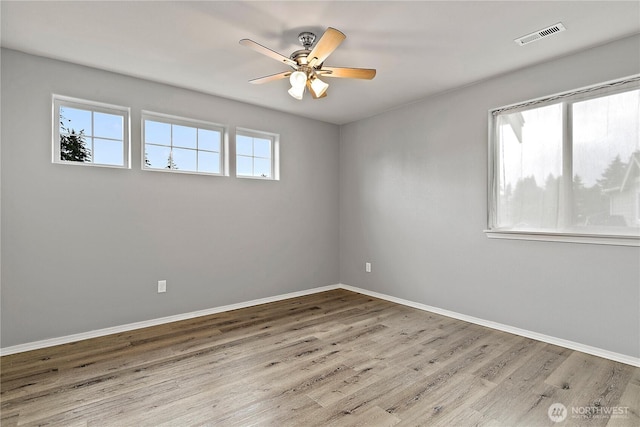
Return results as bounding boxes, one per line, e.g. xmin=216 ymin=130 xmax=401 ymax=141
xmin=1 ymin=1 xmax=639 ymax=426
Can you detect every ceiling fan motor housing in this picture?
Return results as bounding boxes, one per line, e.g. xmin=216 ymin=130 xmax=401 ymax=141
xmin=290 ymin=50 xmax=312 ymax=67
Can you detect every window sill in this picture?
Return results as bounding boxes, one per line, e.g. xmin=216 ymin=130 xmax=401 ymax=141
xmin=236 ymin=175 xmax=278 ymax=181
xmin=484 ymin=230 xmax=640 ymax=247
xmin=53 ymin=160 xmax=129 ymax=169
xmin=142 ymin=167 xmax=224 ymax=177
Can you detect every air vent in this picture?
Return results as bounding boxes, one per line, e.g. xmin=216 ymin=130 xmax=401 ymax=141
xmin=515 ymin=22 xmax=566 ymax=46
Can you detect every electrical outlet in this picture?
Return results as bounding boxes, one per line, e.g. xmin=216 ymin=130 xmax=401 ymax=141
xmin=158 ymin=280 xmax=167 ymax=293
xmin=365 ymin=262 xmax=372 ymax=273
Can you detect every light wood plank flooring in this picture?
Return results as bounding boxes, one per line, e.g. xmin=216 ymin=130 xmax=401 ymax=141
xmin=1 ymin=289 xmax=638 ymax=426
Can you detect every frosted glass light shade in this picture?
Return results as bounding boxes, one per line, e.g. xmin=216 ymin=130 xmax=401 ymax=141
xmin=310 ymin=77 xmax=329 ymax=97
xmin=289 ymin=71 xmax=307 ymax=88
xmin=288 ymin=84 xmax=305 ymax=100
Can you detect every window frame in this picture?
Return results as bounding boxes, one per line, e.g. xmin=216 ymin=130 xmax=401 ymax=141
xmin=235 ymin=127 xmax=280 ymax=180
xmin=486 ymin=75 xmax=640 ymax=247
xmin=52 ymin=95 xmax=130 ymax=168
xmin=141 ymin=111 xmax=227 ymax=176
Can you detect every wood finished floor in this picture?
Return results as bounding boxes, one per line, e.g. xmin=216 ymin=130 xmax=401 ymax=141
xmin=1 ymin=289 xmax=638 ymax=426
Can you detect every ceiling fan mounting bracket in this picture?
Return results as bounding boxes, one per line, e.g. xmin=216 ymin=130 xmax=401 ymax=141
xmin=298 ymin=32 xmax=316 ymax=49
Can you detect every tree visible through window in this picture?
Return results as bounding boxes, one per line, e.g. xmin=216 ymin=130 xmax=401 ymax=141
xmin=53 ymin=95 xmax=129 ymax=168
xmin=60 ymin=113 xmax=91 ymax=162
xmin=489 ymin=78 xmax=640 ymax=239
xmin=142 ymin=112 xmax=224 ymax=175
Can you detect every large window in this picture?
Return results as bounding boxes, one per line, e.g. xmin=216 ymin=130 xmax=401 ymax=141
xmin=53 ymin=95 xmax=129 ymax=168
xmin=236 ymin=128 xmax=279 ymax=180
xmin=142 ymin=112 xmax=225 ymax=175
xmin=488 ymin=76 xmax=640 ymax=246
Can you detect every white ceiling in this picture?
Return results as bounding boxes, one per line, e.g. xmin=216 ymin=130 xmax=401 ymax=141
xmin=2 ymin=1 xmax=639 ymax=125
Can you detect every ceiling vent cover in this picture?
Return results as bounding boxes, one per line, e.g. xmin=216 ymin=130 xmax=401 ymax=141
xmin=515 ymin=22 xmax=566 ymax=46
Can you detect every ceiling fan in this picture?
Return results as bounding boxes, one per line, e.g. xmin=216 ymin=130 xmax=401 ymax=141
xmin=239 ymin=27 xmax=376 ymax=100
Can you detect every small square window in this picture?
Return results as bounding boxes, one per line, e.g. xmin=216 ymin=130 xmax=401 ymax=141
xmin=53 ymin=95 xmax=130 ymax=168
xmin=142 ymin=112 xmax=226 ymax=176
xmin=235 ymin=128 xmax=279 ymax=180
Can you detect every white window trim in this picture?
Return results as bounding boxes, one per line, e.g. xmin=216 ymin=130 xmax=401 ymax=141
xmin=235 ymin=127 xmax=280 ymax=181
xmin=484 ymin=230 xmax=639 ymax=247
xmin=52 ymin=94 xmax=130 ymax=168
xmin=486 ymin=75 xmax=640 ymax=247
xmin=141 ymin=111 xmax=228 ymax=176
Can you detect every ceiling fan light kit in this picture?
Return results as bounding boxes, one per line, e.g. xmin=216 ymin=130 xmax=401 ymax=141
xmin=240 ymin=27 xmax=376 ymax=100
xmin=289 ymin=70 xmax=307 ymax=87
xmin=310 ymin=76 xmax=329 ymax=98
xmin=287 ymin=73 xmax=306 ymax=100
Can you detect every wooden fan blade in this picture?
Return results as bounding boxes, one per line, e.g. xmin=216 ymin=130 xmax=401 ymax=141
xmin=307 ymin=27 xmax=345 ymax=68
xmin=249 ymin=71 xmax=291 ymax=84
xmin=306 ymin=80 xmax=327 ymax=99
xmin=318 ymin=66 xmax=376 ymax=80
xmin=239 ymin=39 xmax=297 ymax=68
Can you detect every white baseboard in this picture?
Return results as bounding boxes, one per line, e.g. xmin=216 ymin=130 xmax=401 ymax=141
xmin=339 ymin=284 xmax=640 ymax=368
xmin=2 ymin=282 xmax=638 ymax=368
xmin=0 ymin=284 xmax=340 ymax=356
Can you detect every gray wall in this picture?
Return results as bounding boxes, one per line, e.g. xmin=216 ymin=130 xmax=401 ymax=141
xmin=1 ymin=49 xmax=340 ymax=347
xmin=339 ymin=34 xmax=640 ymax=359
xmin=3 ymin=35 xmax=639 ymax=360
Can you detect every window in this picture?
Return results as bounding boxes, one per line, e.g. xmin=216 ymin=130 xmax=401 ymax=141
xmin=142 ymin=112 xmax=225 ymax=175
xmin=236 ymin=128 xmax=279 ymax=180
xmin=53 ymin=95 xmax=129 ymax=167
xmin=488 ymin=76 xmax=640 ymax=246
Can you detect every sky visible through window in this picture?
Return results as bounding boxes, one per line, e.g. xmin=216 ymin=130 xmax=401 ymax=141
xmin=60 ymin=106 xmax=124 ymax=166
xmin=143 ymin=119 xmax=221 ymax=174
xmin=573 ymin=90 xmax=640 ymax=186
xmin=499 ymin=89 xmax=639 ymax=188
xmin=236 ymin=134 xmax=272 ymax=178
xmin=496 ymin=88 xmax=640 ymax=231
xmin=60 ymin=107 xmax=277 ymax=178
